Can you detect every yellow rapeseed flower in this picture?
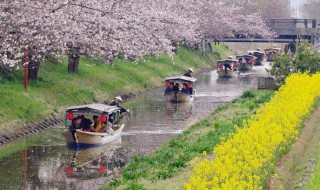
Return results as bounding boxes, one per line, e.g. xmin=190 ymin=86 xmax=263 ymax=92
xmin=185 ymin=73 xmax=320 ymax=189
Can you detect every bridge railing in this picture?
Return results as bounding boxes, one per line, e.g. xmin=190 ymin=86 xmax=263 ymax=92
xmin=266 ymin=19 xmax=317 ymax=29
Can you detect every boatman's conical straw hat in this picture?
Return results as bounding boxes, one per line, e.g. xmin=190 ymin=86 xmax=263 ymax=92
xmin=188 ymin=68 xmax=193 ymax=72
xmin=114 ymin=96 xmax=123 ymax=102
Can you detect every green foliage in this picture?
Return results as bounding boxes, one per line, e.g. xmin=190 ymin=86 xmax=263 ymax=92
xmin=269 ymin=43 xmax=320 ymax=85
xmin=240 ymin=90 xmax=255 ymax=99
xmin=293 ymin=45 xmax=320 ymax=74
xmin=104 ymin=90 xmax=274 ymax=189
xmin=269 ymin=54 xmax=292 ymax=85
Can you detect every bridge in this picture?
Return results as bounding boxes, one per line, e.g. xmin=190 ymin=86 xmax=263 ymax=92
xmin=202 ymin=19 xmax=318 ymax=52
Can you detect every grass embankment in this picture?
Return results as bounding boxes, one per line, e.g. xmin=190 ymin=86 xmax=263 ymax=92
xmin=269 ymin=107 xmax=320 ymax=190
xmin=104 ymin=90 xmax=274 ymax=190
xmin=308 ymin=143 xmax=320 ymax=189
xmin=0 ymin=45 xmax=229 ymax=135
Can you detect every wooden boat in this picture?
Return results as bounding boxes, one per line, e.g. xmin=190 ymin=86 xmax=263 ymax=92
xmin=63 ymin=103 xmax=125 ymax=148
xmin=164 ymin=76 xmax=196 ymax=103
xmin=248 ymin=51 xmax=265 ymax=65
xmin=264 ymin=47 xmax=281 ymax=61
xmin=216 ymin=59 xmax=239 ymax=78
xmin=235 ymin=55 xmax=255 ymax=70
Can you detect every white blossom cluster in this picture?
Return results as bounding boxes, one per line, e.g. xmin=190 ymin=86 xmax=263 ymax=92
xmin=0 ymin=0 xmax=273 ymax=70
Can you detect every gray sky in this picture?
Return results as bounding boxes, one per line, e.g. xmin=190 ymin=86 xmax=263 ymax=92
xmin=290 ymin=0 xmax=306 ymax=18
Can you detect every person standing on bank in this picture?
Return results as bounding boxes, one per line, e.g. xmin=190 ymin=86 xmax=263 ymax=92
xmin=184 ymin=68 xmax=193 ymax=77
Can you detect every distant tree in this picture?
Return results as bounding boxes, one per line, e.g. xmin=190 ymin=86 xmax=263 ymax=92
xmin=269 ymin=43 xmax=320 ymax=85
xmin=256 ymin=0 xmax=291 ymax=19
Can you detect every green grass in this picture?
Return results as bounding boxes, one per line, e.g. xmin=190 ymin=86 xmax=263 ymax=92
xmin=0 ymin=45 xmax=230 ymax=135
xmin=104 ymin=90 xmax=274 ymax=190
xmin=306 ymin=123 xmax=320 ymax=190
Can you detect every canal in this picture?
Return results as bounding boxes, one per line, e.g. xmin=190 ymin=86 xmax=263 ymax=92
xmin=0 ymin=63 xmax=270 ymax=190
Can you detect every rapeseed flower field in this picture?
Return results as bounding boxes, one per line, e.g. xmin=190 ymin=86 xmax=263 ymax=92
xmin=185 ymin=73 xmax=320 ymax=190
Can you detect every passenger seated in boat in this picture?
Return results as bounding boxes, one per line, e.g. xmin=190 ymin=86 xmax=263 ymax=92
xmin=70 ymin=116 xmax=81 ymax=130
xmin=173 ymin=83 xmax=180 ymax=92
xmin=238 ymin=58 xmax=243 ymax=64
xmin=223 ymin=62 xmax=232 ymax=73
xmin=164 ymin=82 xmax=174 ymax=95
xmin=181 ymin=83 xmax=190 ymax=94
xmin=90 ymin=115 xmax=102 ymax=132
xmin=79 ymin=115 xmax=92 ymax=131
xmin=99 ymin=122 xmax=114 ymax=134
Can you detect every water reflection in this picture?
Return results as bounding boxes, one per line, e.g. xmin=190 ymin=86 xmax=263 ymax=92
xmin=164 ymin=102 xmax=193 ymax=121
xmin=0 ymin=139 xmax=126 ymax=190
xmin=216 ymin=76 xmax=239 ymax=84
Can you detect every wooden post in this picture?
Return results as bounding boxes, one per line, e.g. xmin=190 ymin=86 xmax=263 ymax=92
xmin=24 ymin=47 xmax=28 ymax=90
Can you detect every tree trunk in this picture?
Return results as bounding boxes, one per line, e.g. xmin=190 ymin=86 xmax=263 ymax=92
xmin=28 ymin=46 xmax=40 ymax=80
xmin=67 ymin=54 xmax=75 ymax=73
xmin=73 ymin=47 xmax=80 ymax=73
xmin=67 ymin=42 xmax=80 ymax=73
xmin=28 ymin=60 xmax=40 ymax=80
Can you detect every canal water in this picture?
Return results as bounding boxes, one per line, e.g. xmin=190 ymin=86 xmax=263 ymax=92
xmin=0 ymin=64 xmax=270 ymax=190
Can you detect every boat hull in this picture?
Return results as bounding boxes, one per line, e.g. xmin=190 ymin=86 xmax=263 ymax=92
xmin=63 ymin=124 xmax=125 ymax=147
xmin=217 ymin=69 xmax=239 ymax=78
xmin=165 ymin=92 xmax=194 ymax=103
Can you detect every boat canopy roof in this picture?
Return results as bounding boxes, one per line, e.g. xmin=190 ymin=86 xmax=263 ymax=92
xmin=236 ymin=54 xmax=256 ymax=59
xmin=253 ymin=51 xmax=265 ymax=54
xmin=217 ymin=59 xmax=238 ymax=63
xmin=165 ymin=76 xmax=196 ymax=82
xmin=66 ymin=103 xmax=121 ymax=114
xmin=265 ymin=48 xmax=281 ymax=51
xmin=236 ymin=54 xmax=253 ymax=58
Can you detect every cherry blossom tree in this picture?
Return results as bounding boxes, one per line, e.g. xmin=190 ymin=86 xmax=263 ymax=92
xmin=0 ymin=0 xmax=272 ymax=76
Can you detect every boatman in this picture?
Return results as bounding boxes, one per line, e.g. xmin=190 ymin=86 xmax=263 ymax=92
xmin=183 ymin=68 xmax=193 ymax=77
xmin=109 ymin=96 xmax=129 ymax=114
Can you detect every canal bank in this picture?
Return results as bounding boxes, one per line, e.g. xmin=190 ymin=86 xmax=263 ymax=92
xmin=0 ymin=45 xmax=230 ymax=146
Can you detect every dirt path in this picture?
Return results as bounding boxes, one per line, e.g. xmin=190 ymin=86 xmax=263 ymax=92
xmin=269 ymin=107 xmax=320 ymax=189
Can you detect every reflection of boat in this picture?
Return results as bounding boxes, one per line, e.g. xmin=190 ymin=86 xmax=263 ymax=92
xmin=66 ymin=141 xmax=126 ymax=179
xmin=63 ymin=103 xmax=125 ymax=148
xmin=216 ymin=59 xmax=239 ymax=78
xmin=164 ymin=76 xmax=196 ymax=103
xmin=165 ymin=101 xmax=193 ymax=120
xmin=235 ymin=55 xmax=255 ymax=70
xmin=216 ymin=76 xmax=239 ymax=84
